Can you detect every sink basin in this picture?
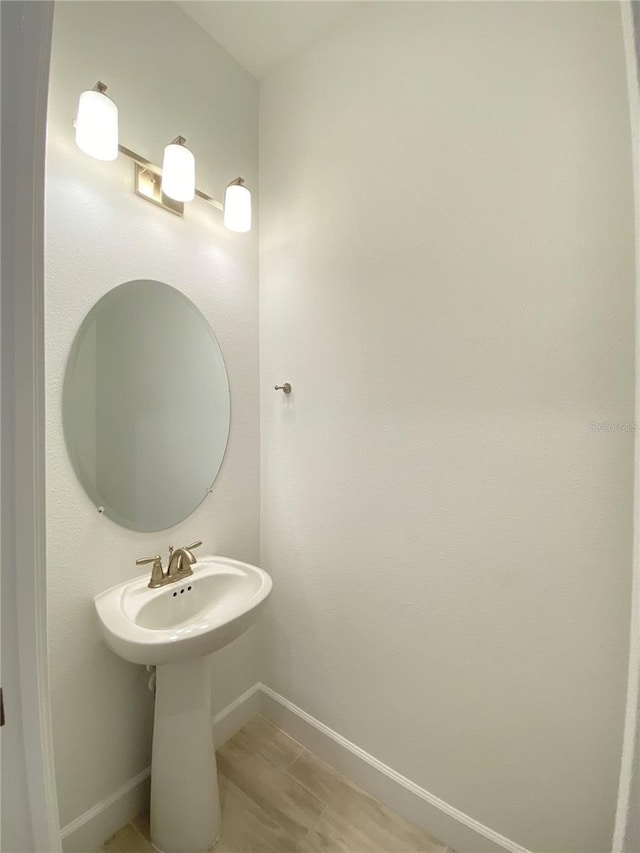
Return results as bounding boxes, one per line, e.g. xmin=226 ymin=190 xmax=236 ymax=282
xmin=94 ymin=555 xmax=272 ymax=666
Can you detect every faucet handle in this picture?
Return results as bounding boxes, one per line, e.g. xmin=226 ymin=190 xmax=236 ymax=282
xmin=136 ymin=554 xmax=165 ymax=588
xmin=179 ymin=541 xmax=202 ymax=568
xmin=136 ymin=554 xmax=161 ymax=566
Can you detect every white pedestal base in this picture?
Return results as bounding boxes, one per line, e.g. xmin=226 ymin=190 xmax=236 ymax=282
xmin=150 ymin=658 xmax=221 ymax=853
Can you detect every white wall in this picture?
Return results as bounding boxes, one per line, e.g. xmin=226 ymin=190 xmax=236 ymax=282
xmin=45 ymin=1 xmax=259 ymax=833
xmin=259 ymin=4 xmax=635 ymax=852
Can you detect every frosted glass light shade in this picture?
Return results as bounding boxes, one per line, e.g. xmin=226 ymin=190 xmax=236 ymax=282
xmin=161 ymin=142 xmax=195 ymax=202
xmin=75 ymin=89 xmax=118 ymax=161
xmin=224 ymin=181 xmax=251 ymax=233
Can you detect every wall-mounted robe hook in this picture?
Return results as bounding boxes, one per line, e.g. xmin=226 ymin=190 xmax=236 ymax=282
xmin=275 ymin=383 xmax=292 ymax=394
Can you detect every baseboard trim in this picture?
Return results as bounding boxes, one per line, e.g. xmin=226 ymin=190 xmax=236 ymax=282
xmin=60 ymin=681 xmax=530 ymax=853
xmin=258 ymin=683 xmax=530 ymax=853
xmin=212 ymin=682 xmax=262 ymax=747
xmin=60 ymin=767 xmax=151 ymax=852
xmin=59 ymin=683 xmax=260 ymax=851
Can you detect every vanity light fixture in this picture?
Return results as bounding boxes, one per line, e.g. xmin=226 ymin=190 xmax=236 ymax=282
xmin=73 ymin=82 xmax=251 ymax=232
xmin=75 ymin=81 xmax=118 ymax=161
xmin=161 ymin=136 xmax=195 ymax=202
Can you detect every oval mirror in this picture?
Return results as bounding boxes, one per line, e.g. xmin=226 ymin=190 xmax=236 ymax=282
xmin=63 ymin=280 xmax=230 ymax=531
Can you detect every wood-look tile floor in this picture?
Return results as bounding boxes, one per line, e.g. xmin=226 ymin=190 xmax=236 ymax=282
xmin=102 ymin=715 xmax=453 ymax=853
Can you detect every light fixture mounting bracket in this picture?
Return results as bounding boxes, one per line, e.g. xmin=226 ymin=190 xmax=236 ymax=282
xmin=134 ymin=162 xmax=184 ymax=216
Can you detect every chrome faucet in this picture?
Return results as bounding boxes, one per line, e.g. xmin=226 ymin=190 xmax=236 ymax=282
xmin=136 ymin=540 xmax=202 ymax=589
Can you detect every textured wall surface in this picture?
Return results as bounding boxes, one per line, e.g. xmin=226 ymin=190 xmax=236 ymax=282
xmin=259 ymin=3 xmax=635 ymax=851
xmin=45 ymin=1 xmax=259 ymax=829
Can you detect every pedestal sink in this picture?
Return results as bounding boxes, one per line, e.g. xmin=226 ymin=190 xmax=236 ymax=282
xmin=94 ymin=556 xmax=272 ymax=853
